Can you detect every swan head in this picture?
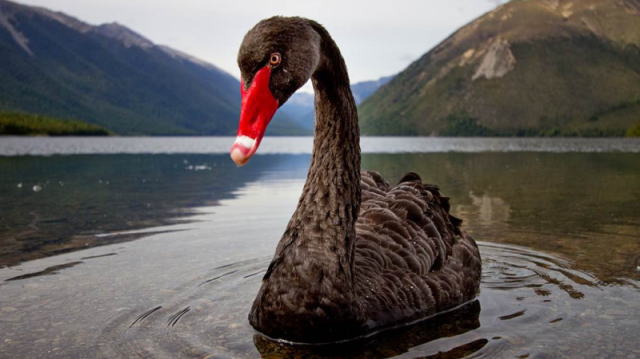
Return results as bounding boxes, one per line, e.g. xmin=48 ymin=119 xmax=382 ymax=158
xmin=231 ymin=17 xmax=320 ymax=166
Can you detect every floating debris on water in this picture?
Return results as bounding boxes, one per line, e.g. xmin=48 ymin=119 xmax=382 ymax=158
xmin=32 ymin=184 xmax=42 ymax=192
xmin=185 ymin=164 xmax=212 ymax=171
xmin=16 ymin=182 xmax=22 ymax=188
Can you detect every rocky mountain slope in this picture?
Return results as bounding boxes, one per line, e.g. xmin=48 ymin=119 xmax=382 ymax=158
xmin=359 ymin=0 xmax=640 ymax=136
xmin=0 ymin=0 xmax=304 ymax=135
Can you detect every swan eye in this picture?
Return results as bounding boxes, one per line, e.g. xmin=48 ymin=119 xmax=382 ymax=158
xmin=269 ymin=52 xmax=282 ymax=67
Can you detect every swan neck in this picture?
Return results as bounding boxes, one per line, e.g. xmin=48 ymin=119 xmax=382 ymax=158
xmin=287 ymin=23 xmax=360 ymax=274
xmin=305 ymin=25 xmax=361 ymax=239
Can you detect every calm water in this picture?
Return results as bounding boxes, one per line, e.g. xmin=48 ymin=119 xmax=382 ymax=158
xmin=0 ymin=137 xmax=639 ymax=358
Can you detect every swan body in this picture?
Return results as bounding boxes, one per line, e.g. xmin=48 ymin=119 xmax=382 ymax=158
xmin=232 ymin=16 xmax=481 ymax=344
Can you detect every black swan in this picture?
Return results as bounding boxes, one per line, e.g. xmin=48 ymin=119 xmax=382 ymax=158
xmin=230 ymin=16 xmax=481 ymax=344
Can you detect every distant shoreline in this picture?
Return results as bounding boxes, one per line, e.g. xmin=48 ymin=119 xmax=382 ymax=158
xmin=1 ymin=110 xmax=637 ymax=138
xmin=0 ymin=112 xmax=111 ymax=136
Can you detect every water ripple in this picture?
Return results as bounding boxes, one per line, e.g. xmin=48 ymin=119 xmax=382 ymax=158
xmin=92 ymin=242 xmax=639 ymax=359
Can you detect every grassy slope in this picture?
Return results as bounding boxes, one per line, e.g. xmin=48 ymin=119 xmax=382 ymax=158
xmin=359 ymin=0 xmax=640 ymax=136
xmin=0 ymin=111 xmax=111 ymax=135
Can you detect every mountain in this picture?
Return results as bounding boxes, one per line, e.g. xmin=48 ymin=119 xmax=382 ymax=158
xmin=280 ymin=75 xmax=394 ymax=131
xmin=279 ymin=91 xmax=315 ymax=131
xmin=359 ymin=0 xmax=640 ymax=136
xmin=351 ymin=75 xmax=393 ymax=104
xmin=0 ymin=0 xmax=305 ymax=135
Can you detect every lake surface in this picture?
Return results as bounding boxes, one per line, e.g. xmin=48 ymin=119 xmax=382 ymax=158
xmin=0 ymin=137 xmax=639 ymax=358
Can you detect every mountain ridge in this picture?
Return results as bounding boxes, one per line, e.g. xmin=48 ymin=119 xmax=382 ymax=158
xmin=359 ymin=0 xmax=640 ymax=136
xmin=0 ymin=0 xmax=306 ymax=135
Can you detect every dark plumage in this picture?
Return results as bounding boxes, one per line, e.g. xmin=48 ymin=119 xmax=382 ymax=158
xmin=237 ymin=16 xmax=481 ymax=344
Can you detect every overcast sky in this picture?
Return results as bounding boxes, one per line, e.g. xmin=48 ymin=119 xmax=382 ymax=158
xmin=19 ymin=0 xmax=503 ymax=88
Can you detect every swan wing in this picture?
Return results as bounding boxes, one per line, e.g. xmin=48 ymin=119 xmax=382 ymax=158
xmin=354 ymin=171 xmax=481 ymax=327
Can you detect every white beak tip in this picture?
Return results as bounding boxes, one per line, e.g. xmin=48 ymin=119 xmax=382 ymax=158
xmin=230 ymin=148 xmax=249 ymax=166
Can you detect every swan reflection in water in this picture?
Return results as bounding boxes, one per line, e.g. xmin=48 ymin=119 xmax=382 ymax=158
xmin=252 ymin=300 xmax=482 ymax=359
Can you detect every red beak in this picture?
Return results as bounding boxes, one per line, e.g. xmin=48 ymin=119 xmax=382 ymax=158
xmin=230 ymin=66 xmax=279 ymax=166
